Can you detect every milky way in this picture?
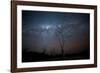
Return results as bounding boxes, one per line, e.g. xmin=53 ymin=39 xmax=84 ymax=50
xmin=22 ymin=10 xmax=90 ymax=55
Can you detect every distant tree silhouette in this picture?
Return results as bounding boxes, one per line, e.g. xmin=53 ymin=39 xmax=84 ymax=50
xmin=55 ymin=24 xmax=66 ymax=56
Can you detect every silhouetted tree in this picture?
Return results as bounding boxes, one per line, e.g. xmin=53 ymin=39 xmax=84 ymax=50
xmin=55 ymin=24 xmax=66 ymax=56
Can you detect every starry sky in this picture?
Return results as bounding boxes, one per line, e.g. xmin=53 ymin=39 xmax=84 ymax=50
xmin=22 ymin=10 xmax=90 ymax=55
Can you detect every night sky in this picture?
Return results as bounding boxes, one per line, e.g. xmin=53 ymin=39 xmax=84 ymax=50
xmin=22 ymin=10 xmax=90 ymax=58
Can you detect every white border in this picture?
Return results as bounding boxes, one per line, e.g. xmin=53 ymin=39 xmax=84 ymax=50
xmin=17 ymin=5 xmax=94 ymax=68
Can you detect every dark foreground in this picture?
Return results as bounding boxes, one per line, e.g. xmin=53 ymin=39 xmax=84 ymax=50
xmin=22 ymin=49 xmax=90 ymax=62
